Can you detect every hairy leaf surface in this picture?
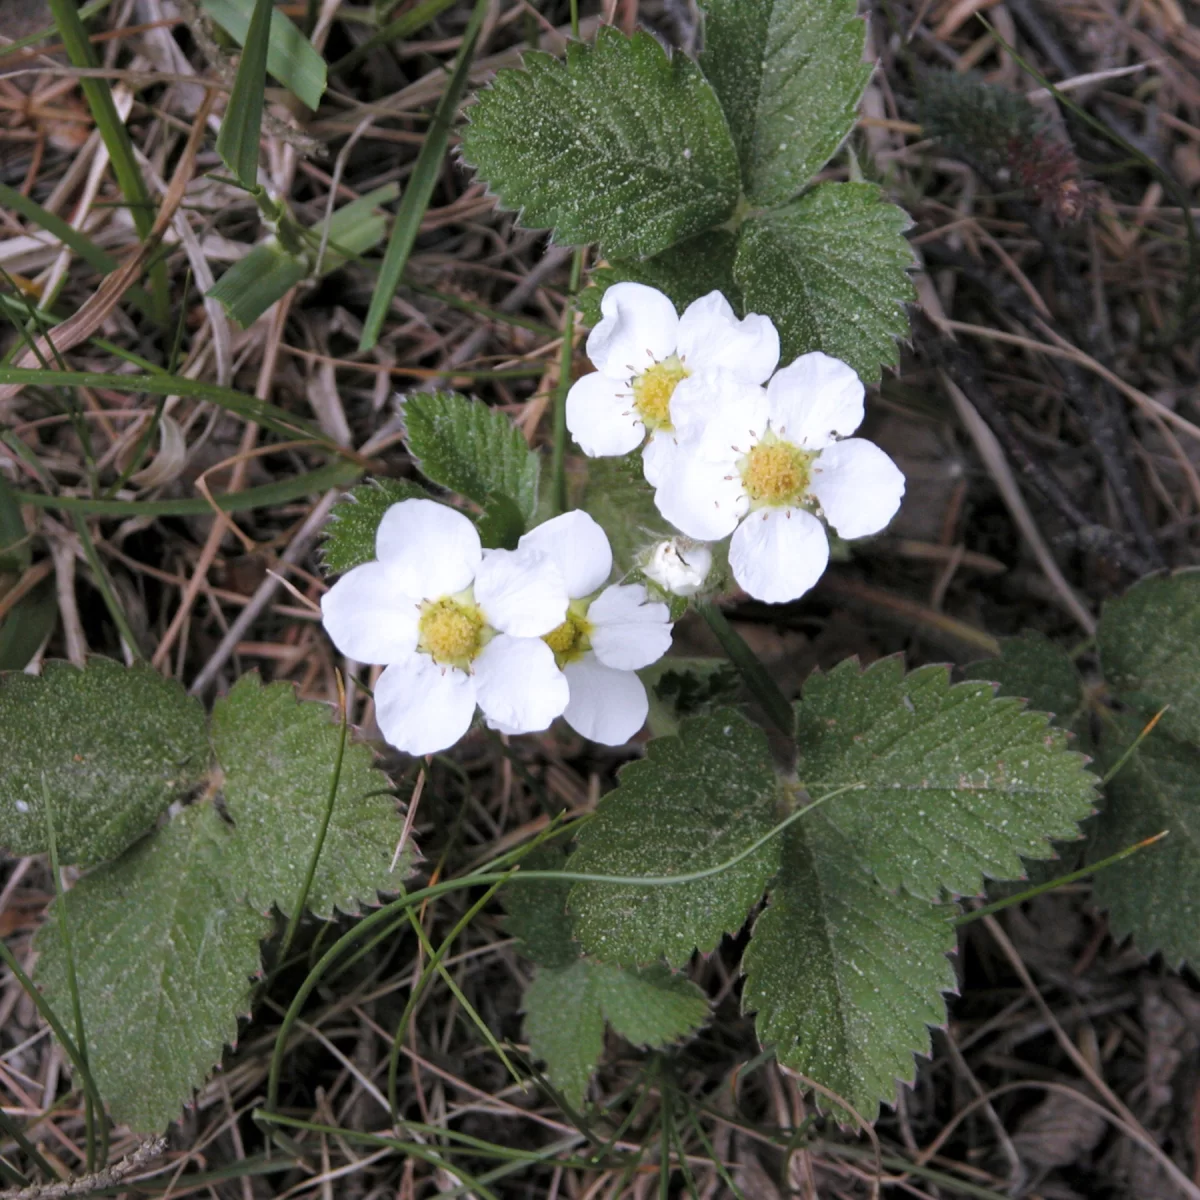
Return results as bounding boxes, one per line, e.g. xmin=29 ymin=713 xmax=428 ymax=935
xmin=568 ymin=710 xmax=782 ymax=965
xmin=743 ymin=814 xmax=956 ymax=1119
xmin=461 ymin=28 xmax=740 ymax=259
xmin=503 ymin=846 xmax=579 ymax=970
xmin=963 ymin=631 xmax=1083 ymax=724
xmin=800 ymin=659 xmax=1097 ymax=899
xmin=214 ymin=675 xmax=407 ymax=918
xmin=1092 ymin=716 xmax=1200 ymax=967
xmin=524 ymin=960 xmax=708 ymax=1106
xmin=403 ymin=391 xmax=539 ymax=523
xmin=319 ymin=478 xmax=430 ymax=575
xmin=700 ymin=0 xmax=871 ymax=205
xmin=577 ymin=231 xmax=740 ymax=328
xmin=0 ymin=658 xmax=209 ymax=865
xmin=36 ymin=804 xmax=269 ymax=1132
xmin=735 ymin=182 xmax=914 ymax=382
xmin=1099 ymin=570 xmax=1200 ymax=743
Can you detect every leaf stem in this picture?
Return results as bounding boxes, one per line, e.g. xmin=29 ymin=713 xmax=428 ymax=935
xmin=698 ymin=602 xmax=794 ymax=738
xmin=276 ymin=673 xmax=350 ymax=965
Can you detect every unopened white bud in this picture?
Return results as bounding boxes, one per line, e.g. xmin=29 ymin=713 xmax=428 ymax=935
xmin=643 ymin=539 xmax=712 ymax=597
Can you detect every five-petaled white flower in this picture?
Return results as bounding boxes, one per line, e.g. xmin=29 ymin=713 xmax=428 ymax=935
xmin=321 ymin=498 xmax=570 ymax=756
xmin=565 ymin=282 xmax=779 ymax=476
xmin=514 ymin=511 xmax=673 ymax=746
xmin=651 ymin=353 xmax=905 ymax=604
xmin=642 ymin=537 xmax=713 ymax=597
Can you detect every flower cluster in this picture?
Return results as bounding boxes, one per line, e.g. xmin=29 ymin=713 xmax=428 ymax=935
xmin=321 ymin=500 xmax=672 ymax=756
xmin=566 ymin=283 xmax=905 ymax=604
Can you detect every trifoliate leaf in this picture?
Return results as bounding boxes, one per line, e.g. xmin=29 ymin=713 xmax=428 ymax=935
xmin=403 ymin=391 xmax=539 ymax=523
xmin=699 ymin=0 xmax=872 ymax=206
xmin=567 ymin=710 xmax=783 ymax=966
xmin=799 ymin=659 xmax=1098 ymax=900
xmin=1091 ymin=716 xmax=1200 ymax=967
xmin=213 ymin=675 xmax=407 ymax=919
xmin=35 ymin=803 xmax=269 ymax=1132
xmin=461 ymin=28 xmax=741 ymax=260
xmin=734 ymin=182 xmax=915 ymax=382
xmin=1098 ymin=569 xmax=1200 ymax=744
xmin=319 ymin=478 xmax=430 ymax=575
xmin=743 ymin=813 xmax=957 ymax=1120
xmin=583 ymin=455 xmax=675 ymax=575
xmin=524 ymin=960 xmax=709 ymax=1107
xmin=577 ymin=231 xmax=741 ymax=328
xmin=0 ymin=658 xmax=209 ymax=866
xmin=503 ymin=846 xmax=580 ymax=970
xmin=963 ymin=631 xmax=1084 ymax=725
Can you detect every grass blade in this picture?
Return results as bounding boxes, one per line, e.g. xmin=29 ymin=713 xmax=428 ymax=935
xmin=44 ymin=0 xmax=165 ymax=321
xmin=215 ymin=0 xmax=273 ymax=189
xmin=201 ymin=0 xmax=326 ymax=110
xmin=359 ymin=0 xmax=490 ymax=351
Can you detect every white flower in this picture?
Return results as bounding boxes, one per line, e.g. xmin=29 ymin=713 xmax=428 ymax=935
xmin=642 ymin=537 xmax=712 ymax=597
xmin=321 ymin=498 xmax=570 ymax=755
xmin=651 ymin=353 xmax=905 ymax=605
xmin=565 ymin=283 xmax=779 ymax=474
xmin=517 ymin=511 xmax=673 ymax=746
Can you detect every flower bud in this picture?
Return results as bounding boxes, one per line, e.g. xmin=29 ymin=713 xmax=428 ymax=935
xmin=643 ymin=538 xmax=712 ymax=597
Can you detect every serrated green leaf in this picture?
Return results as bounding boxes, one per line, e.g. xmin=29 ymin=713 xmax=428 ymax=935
xmin=582 ymin=455 xmax=675 ymax=575
xmin=1098 ymin=569 xmax=1200 ymax=744
xmin=734 ymin=181 xmax=915 ymax=382
xmin=403 ymin=391 xmax=539 ymax=522
xmin=503 ymin=846 xmax=579 ymax=969
xmin=524 ymin=960 xmax=708 ymax=1106
xmin=213 ymin=675 xmax=407 ymax=918
xmin=743 ymin=813 xmax=957 ymax=1120
xmin=577 ymin=231 xmax=741 ymax=328
xmin=799 ymin=659 xmax=1098 ymax=900
xmin=35 ymin=803 xmax=269 ymax=1132
xmin=320 ymin=479 xmax=431 ymax=576
xmin=699 ymin=0 xmax=872 ymax=205
xmin=643 ymin=657 xmax=742 ymax=739
xmin=201 ymin=0 xmax=326 ymax=109
xmin=1091 ymin=716 xmax=1200 ymax=967
xmin=567 ymin=710 xmax=783 ymax=966
xmin=0 ymin=659 xmax=210 ymax=865
xmin=962 ymin=631 xmax=1084 ymax=723
xmin=461 ymin=28 xmax=741 ymax=260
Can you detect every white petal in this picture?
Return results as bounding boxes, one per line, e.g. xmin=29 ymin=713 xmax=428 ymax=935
xmin=811 ymin=438 xmax=906 ymax=539
xmin=676 ymin=291 xmax=780 ymax=384
xmin=566 ymin=371 xmax=646 ymax=458
xmin=375 ymin=498 xmax=481 ymax=598
xmin=729 ymin=507 xmax=829 ymax=604
xmin=643 ymin=539 xmax=713 ymax=596
xmin=586 ymin=282 xmax=679 ymax=378
xmin=374 ymin=657 xmax=477 ymax=755
xmin=587 ymin=583 xmax=673 ymax=670
xmin=562 ymin=653 xmax=649 ymax=746
xmin=668 ymin=370 xmax=770 ymax=454
xmin=652 ymin=453 xmax=746 ymax=542
xmin=766 ymin=352 xmax=865 ymax=449
xmin=474 ymin=547 xmax=568 ymax=637
xmin=473 ymin=635 xmax=570 ymax=733
xmin=518 ymin=511 xmax=612 ymax=600
xmin=320 ymin=562 xmax=419 ymax=665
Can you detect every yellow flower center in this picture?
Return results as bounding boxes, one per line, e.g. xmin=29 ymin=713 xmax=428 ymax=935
xmin=632 ymin=355 xmax=689 ymax=432
xmin=542 ymin=602 xmax=593 ymax=667
xmin=740 ymin=435 xmax=815 ymax=507
xmin=418 ymin=596 xmax=486 ymax=668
